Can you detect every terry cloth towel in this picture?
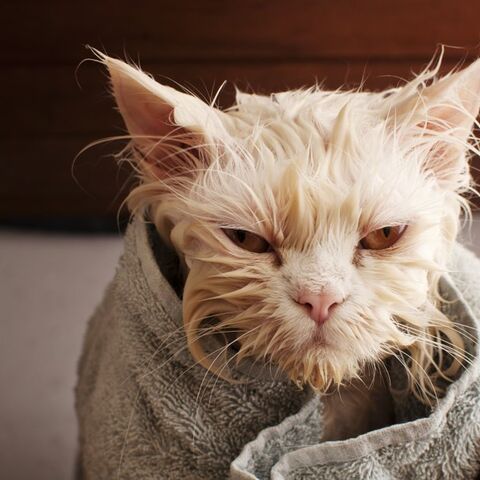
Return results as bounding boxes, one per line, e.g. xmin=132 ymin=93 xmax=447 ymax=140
xmin=76 ymin=217 xmax=480 ymax=480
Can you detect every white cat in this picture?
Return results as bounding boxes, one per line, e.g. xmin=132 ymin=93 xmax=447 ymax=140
xmin=95 ymin=50 xmax=480 ymax=440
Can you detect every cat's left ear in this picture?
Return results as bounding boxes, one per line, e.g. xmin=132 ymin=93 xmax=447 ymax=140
xmin=93 ymin=50 xmax=229 ymax=179
xmin=392 ymin=58 xmax=480 ymax=189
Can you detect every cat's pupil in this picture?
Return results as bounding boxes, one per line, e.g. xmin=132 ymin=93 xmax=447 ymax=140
xmin=236 ymin=230 xmax=247 ymax=243
xmin=382 ymin=227 xmax=391 ymax=238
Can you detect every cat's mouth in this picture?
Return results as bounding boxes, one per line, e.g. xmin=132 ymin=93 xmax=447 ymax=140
xmin=310 ymin=328 xmax=330 ymax=347
xmin=220 ymin=315 xmax=335 ymax=357
xmin=223 ymin=318 xmax=332 ymax=353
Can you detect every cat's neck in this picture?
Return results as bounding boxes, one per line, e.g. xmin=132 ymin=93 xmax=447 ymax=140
xmin=321 ymin=369 xmax=395 ymax=442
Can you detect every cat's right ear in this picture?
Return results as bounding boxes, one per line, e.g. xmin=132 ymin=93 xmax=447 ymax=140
xmin=93 ymin=50 xmax=228 ymax=179
xmin=388 ymin=58 xmax=480 ymax=191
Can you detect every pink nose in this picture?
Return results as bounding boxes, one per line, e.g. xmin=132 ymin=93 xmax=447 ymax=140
xmin=296 ymin=290 xmax=343 ymax=325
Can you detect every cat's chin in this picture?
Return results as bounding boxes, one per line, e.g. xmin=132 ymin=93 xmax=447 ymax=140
xmin=284 ymin=330 xmax=367 ymax=390
xmin=229 ymin=323 xmax=364 ymax=391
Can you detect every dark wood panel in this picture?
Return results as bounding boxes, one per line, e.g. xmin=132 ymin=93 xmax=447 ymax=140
xmin=3 ymin=59 xmax=463 ymax=137
xmin=3 ymin=0 xmax=480 ymax=64
xmin=1 ymin=135 xmax=134 ymax=217
xmin=3 ymin=1 xmax=480 ymax=219
xmin=2 ymin=131 xmax=479 ymax=219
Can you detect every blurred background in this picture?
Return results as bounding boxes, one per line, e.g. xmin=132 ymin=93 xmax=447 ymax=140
xmin=1 ymin=1 xmax=480 ymax=479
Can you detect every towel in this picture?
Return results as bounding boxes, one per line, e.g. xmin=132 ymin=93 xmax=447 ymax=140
xmin=76 ymin=216 xmax=480 ymax=479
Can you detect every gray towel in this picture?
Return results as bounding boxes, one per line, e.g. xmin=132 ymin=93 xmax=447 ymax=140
xmin=76 ymin=217 xmax=480 ymax=479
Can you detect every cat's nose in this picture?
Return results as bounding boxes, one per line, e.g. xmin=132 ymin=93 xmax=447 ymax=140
xmin=296 ymin=290 xmax=343 ymax=325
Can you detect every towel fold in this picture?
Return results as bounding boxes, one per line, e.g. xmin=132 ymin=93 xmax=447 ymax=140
xmin=76 ymin=217 xmax=480 ymax=479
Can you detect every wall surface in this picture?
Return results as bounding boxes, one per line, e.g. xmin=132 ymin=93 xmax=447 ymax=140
xmin=2 ymin=1 xmax=480 ymax=221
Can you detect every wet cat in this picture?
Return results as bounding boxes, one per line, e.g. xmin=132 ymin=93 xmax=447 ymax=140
xmin=96 ymin=50 xmax=480 ymax=439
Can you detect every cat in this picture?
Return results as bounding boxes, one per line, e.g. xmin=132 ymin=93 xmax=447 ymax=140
xmin=94 ymin=49 xmax=480 ymax=441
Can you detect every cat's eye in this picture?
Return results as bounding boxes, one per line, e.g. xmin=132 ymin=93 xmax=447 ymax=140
xmin=359 ymin=225 xmax=407 ymax=250
xmin=223 ymin=229 xmax=272 ymax=253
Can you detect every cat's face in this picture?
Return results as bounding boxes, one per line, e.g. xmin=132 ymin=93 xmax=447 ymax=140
xmin=155 ymin=104 xmax=454 ymax=389
xmin=100 ymin=50 xmax=480 ymax=392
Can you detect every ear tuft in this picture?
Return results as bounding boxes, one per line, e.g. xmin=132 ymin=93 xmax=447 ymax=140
xmin=89 ymin=48 xmax=227 ymax=179
xmin=391 ymin=58 xmax=480 ymax=190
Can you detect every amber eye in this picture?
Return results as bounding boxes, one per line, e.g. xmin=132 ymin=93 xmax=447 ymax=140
xmin=360 ymin=225 xmax=407 ymax=250
xmin=223 ymin=229 xmax=272 ymax=253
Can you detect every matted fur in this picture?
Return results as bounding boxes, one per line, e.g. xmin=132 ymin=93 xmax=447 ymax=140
xmin=95 ymin=48 xmax=480 ymax=404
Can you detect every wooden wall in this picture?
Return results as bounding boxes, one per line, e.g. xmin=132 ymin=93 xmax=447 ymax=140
xmin=2 ymin=1 xmax=480 ymax=222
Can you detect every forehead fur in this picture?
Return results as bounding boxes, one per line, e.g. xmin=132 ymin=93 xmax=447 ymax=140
xmin=171 ymin=82 xmax=448 ymax=252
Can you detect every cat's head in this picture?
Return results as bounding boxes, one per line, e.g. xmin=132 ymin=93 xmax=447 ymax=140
xmin=99 ymin=50 xmax=480 ymax=399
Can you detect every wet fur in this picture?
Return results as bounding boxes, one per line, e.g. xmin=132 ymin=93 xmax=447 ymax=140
xmin=94 ymin=48 xmax=480 ymax=440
